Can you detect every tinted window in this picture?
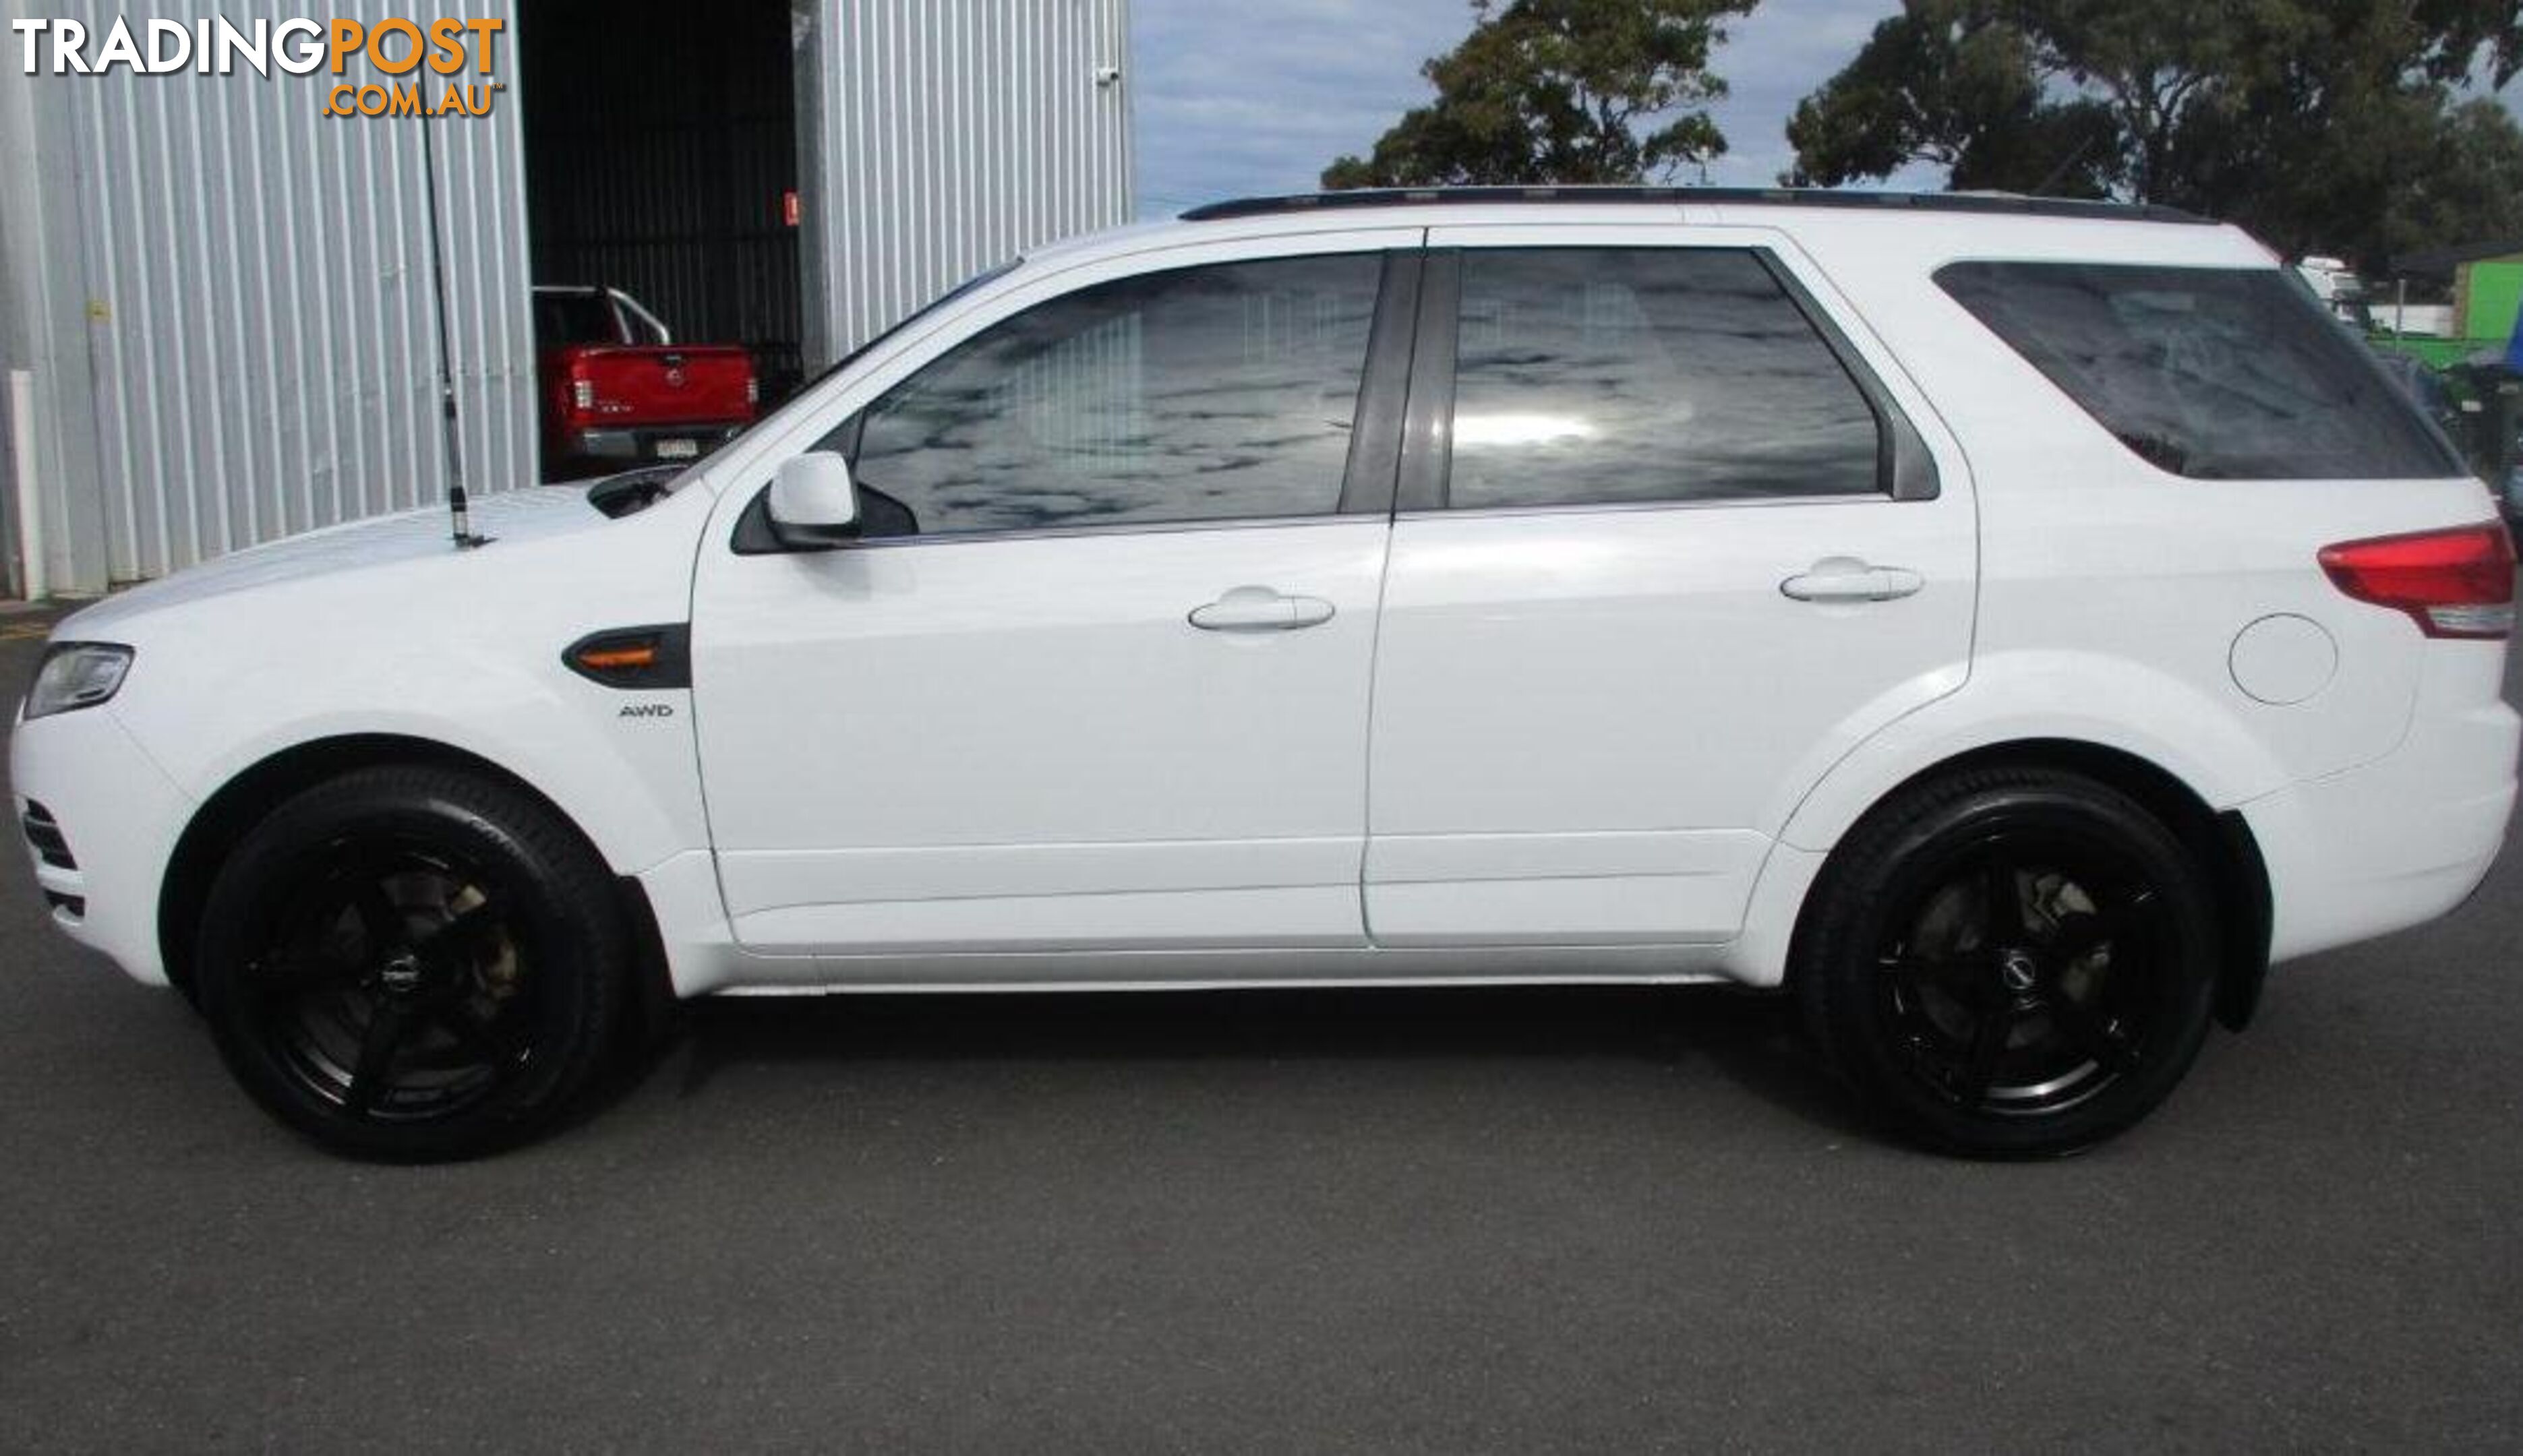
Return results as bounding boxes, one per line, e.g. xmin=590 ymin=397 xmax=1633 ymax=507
xmin=534 ymin=292 xmax=620 ymax=347
xmin=839 ymin=255 xmax=1382 ymax=537
xmin=1936 ymin=262 xmax=2464 ymax=480
xmin=1446 ymin=248 xmax=1883 ymax=510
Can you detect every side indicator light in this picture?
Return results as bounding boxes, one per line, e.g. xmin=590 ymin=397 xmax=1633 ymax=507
xmin=576 ymin=643 xmax=659 ymax=673
xmin=561 ymin=625 xmax=692 ymax=689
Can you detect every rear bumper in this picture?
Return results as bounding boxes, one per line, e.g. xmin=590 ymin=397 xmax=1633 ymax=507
xmin=564 ymin=423 xmax=744 ymax=465
xmin=10 ymin=702 xmax=194 ymax=986
xmin=2243 ymin=663 xmax=2520 ymax=965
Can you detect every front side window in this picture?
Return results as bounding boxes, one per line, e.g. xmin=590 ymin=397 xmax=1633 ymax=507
xmin=835 ymin=254 xmax=1383 ymax=537
xmin=1936 ymin=262 xmax=2465 ymax=480
xmin=1446 ymin=247 xmax=1884 ymax=510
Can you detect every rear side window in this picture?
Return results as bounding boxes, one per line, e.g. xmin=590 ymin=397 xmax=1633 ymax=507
xmin=1936 ymin=262 xmax=2463 ymax=480
xmin=1446 ymin=248 xmax=1885 ymax=510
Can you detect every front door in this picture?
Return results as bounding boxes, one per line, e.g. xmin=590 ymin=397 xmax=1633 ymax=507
xmin=692 ymin=239 xmax=1419 ymax=969
xmin=1364 ymin=226 xmax=1978 ymax=949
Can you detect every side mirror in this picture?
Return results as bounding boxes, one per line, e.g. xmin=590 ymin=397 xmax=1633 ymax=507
xmin=765 ymin=450 xmax=860 ymax=549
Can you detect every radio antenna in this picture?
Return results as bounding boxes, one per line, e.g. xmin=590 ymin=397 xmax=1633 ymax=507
xmin=419 ymin=112 xmax=488 ymax=549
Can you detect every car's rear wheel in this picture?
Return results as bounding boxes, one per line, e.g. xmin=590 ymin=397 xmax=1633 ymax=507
xmin=1794 ymin=767 xmax=2219 ymax=1157
xmin=194 ymin=765 xmax=626 ymax=1160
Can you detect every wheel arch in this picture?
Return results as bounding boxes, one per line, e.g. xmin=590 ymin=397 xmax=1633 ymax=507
xmin=154 ymin=733 xmax=675 ymax=1033
xmin=1781 ymin=737 xmax=2273 ymax=1031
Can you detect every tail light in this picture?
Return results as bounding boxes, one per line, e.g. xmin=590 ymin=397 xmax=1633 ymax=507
xmin=570 ymin=377 xmax=595 ymax=412
xmin=2318 ymin=522 xmax=2516 ymax=639
xmin=745 ymin=375 xmax=760 ymax=406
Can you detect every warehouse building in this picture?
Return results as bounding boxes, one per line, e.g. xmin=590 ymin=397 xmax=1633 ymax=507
xmin=0 ymin=0 xmax=1133 ymax=598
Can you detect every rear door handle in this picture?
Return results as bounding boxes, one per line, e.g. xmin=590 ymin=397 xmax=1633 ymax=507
xmin=1780 ymin=557 xmax=1925 ymax=603
xmin=1188 ymin=586 xmax=1336 ymax=632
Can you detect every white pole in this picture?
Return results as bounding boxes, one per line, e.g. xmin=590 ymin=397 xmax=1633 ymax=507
xmin=8 ymin=368 xmax=41 ymax=602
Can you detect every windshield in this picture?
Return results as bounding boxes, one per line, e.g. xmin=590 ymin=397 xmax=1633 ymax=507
xmin=607 ymin=258 xmax=1020 ymax=504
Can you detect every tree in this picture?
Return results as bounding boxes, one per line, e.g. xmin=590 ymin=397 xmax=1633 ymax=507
xmin=1322 ymin=0 xmax=1757 ymax=189
xmin=2381 ymin=98 xmax=2523 ymax=262
xmin=1783 ymin=1 xmax=2523 ymax=266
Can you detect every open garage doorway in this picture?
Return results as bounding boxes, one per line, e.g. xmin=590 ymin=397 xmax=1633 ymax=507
xmin=518 ymin=0 xmax=804 ymax=435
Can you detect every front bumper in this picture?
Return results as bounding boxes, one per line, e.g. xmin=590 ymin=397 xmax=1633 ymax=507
xmin=10 ymin=704 xmax=196 ymax=985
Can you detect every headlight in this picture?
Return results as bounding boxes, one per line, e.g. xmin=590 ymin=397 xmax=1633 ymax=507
xmin=26 ymin=643 xmax=134 ymax=720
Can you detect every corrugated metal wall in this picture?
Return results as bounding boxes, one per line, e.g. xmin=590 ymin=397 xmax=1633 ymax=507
xmin=3 ymin=0 xmax=1131 ymax=594
xmin=798 ymin=0 xmax=1135 ymax=366
xmin=0 ymin=375 xmax=22 ymax=600
xmin=47 ymin=0 xmax=535 ymax=584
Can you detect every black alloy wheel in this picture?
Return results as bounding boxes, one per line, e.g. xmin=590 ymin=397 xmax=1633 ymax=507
xmin=250 ymin=837 xmax=539 ymax=1124
xmin=196 ymin=766 xmax=626 ymax=1159
xmin=1795 ymin=767 xmax=2219 ymax=1157
xmin=1874 ymin=828 xmax=2168 ymax=1118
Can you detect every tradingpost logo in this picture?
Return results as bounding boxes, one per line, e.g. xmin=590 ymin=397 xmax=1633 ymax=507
xmin=11 ymin=15 xmax=508 ymax=117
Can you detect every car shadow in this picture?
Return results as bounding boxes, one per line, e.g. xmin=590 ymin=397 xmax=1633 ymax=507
xmin=624 ymin=981 xmax=1872 ymax=1141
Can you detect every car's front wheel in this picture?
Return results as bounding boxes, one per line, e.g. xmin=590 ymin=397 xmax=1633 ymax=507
xmin=1794 ymin=766 xmax=2220 ymax=1157
xmin=194 ymin=765 xmax=626 ymax=1160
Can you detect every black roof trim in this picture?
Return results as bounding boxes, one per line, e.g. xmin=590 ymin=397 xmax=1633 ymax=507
xmin=1179 ymin=185 xmax=2212 ymax=226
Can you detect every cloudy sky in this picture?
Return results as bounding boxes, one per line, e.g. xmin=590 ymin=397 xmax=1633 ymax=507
xmin=1130 ymin=0 xmax=1930 ymax=216
xmin=1129 ymin=0 xmax=2523 ymax=218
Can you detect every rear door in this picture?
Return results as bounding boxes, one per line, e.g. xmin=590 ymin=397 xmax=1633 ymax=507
xmin=1363 ymin=224 xmax=1977 ymax=949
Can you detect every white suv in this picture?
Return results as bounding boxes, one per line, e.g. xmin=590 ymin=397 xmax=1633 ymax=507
xmin=13 ymin=188 xmax=2517 ymax=1159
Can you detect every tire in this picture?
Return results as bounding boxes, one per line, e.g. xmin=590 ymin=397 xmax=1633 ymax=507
xmin=1793 ymin=767 xmax=2219 ymax=1158
xmin=194 ymin=765 xmax=627 ymax=1161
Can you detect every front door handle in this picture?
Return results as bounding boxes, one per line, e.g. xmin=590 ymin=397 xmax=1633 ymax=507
xmin=1780 ymin=557 xmax=1925 ymax=603
xmin=1188 ymin=586 xmax=1336 ymax=632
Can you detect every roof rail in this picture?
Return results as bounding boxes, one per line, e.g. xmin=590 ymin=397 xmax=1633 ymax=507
xmin=1178 ymin=185 xmax=2211 ymax=226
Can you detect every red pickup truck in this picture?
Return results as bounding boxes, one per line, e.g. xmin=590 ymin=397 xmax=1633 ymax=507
xmin=533 ymin=286 xmax=756 ymax=477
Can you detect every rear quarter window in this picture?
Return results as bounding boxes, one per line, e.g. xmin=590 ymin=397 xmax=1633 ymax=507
xmin=1935 ymin=262 xmax=2464 ymax=481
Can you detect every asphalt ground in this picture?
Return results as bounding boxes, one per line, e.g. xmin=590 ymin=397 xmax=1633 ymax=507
xmin=2 ymin=603 xmax=2518 ymax=1451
